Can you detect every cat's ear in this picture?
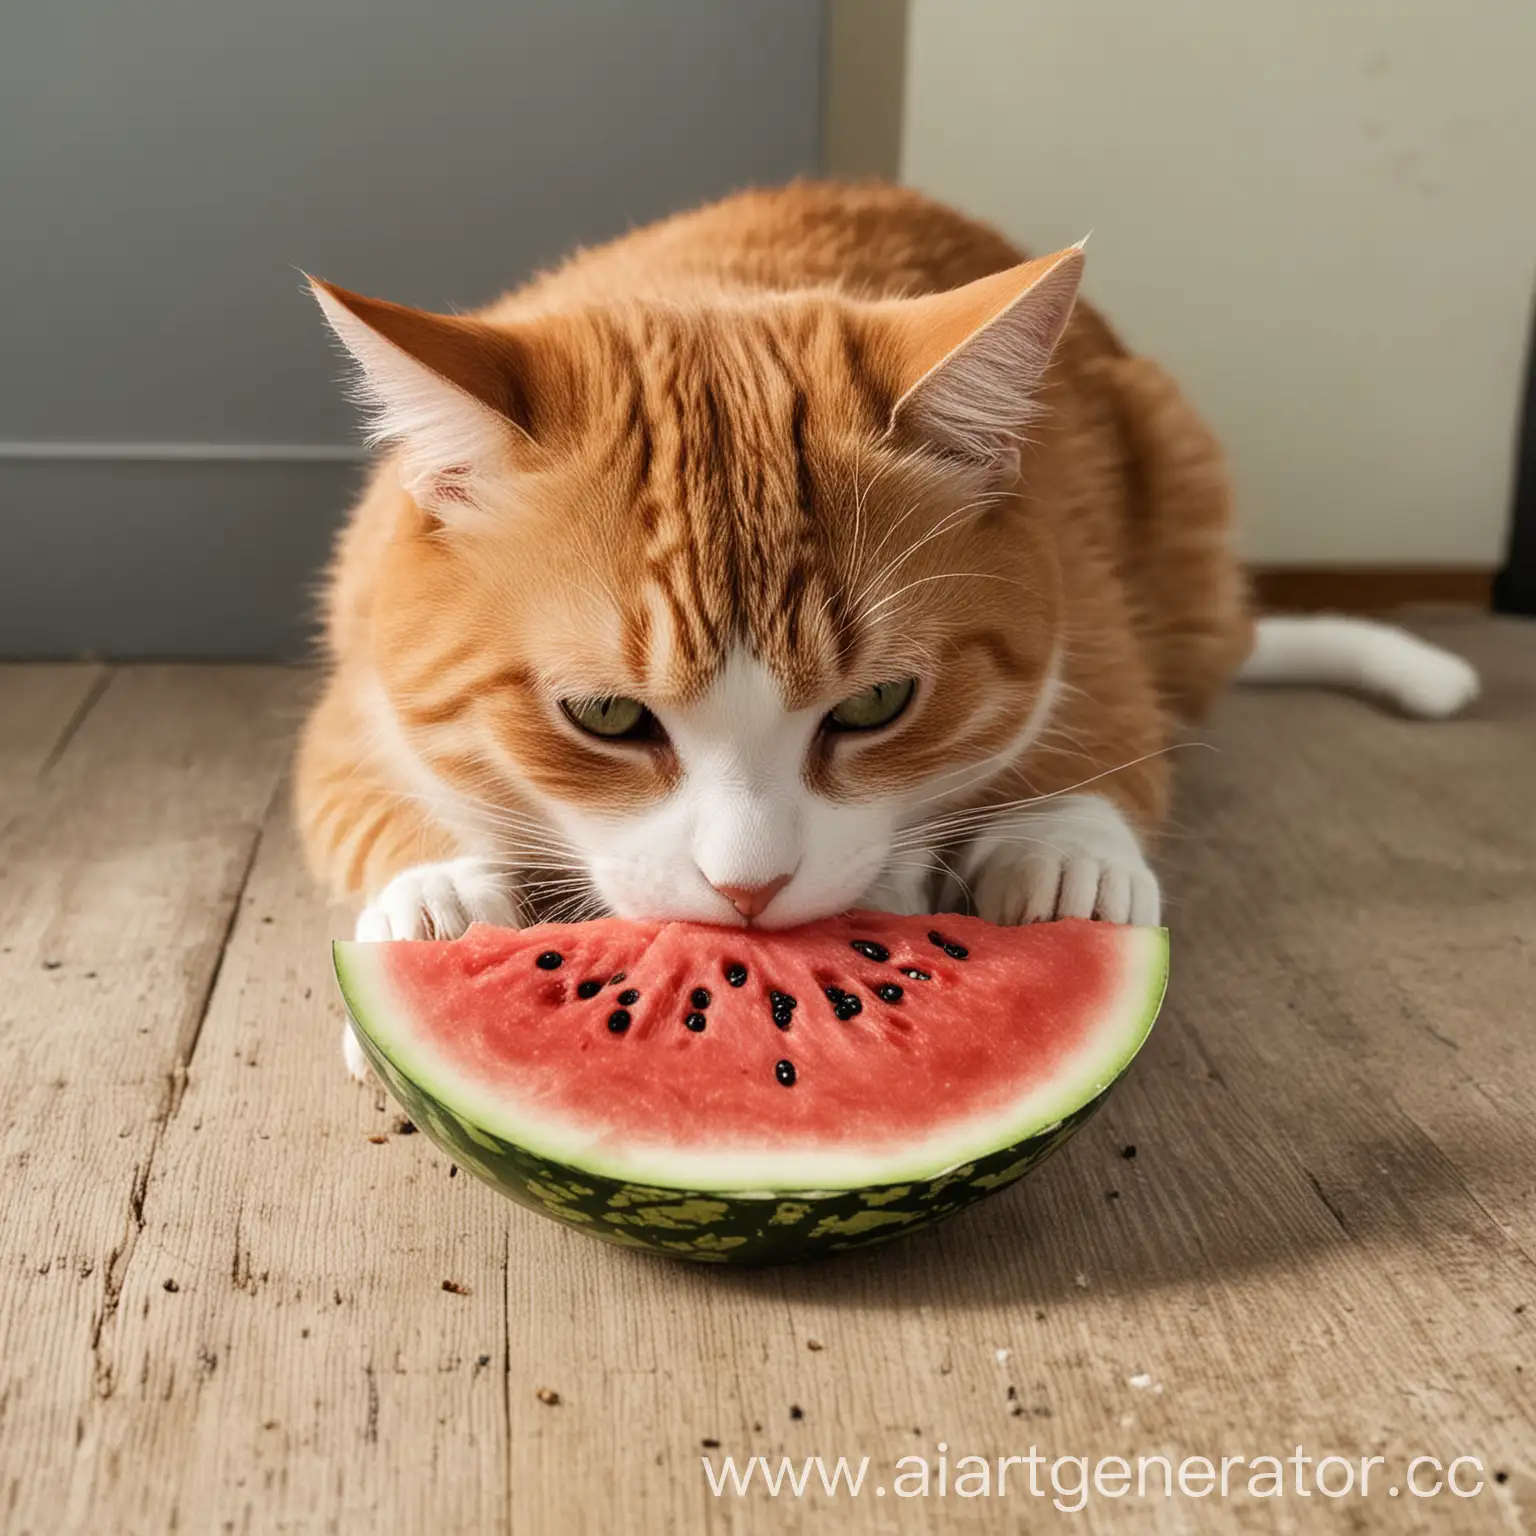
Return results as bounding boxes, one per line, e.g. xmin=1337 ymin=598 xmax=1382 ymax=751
xmin=874 ymin=245 xmax=1085 ymax=472
xmin=308 ymin=278 xmax=563 ymax=519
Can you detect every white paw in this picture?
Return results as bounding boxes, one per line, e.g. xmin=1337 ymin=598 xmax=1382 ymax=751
xmin=342 ymin=1023 xmax=372 ymax=1083
xmin=347 ymin=858 xmax=521 ymax=1080
xmin=354 ymin=856 xmax=521 ymax=942
xmin=966 ymin=793 xmax=1161 ymax=926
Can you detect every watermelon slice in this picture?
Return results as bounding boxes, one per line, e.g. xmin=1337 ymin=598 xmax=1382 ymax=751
xmin=334 ymin=913 xmax=1167 ymax=1264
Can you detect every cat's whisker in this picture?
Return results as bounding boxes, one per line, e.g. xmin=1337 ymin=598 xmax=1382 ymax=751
xmin=890 ymin=744 xmax=1215 ymax=847
xmin=538 ymin=886 xmax=608 ymax=926
xmin=854 ymin=445 xmax=953 ymax=572
xmin=345 ymin=775 xmax=586 ymax=863
xmin=850 ymin=491 xmax=1004 ymax=614
xmin=885 ymin=809 xmax=1125 ymax=857
xmin=481 ymin=863 xmax=592 ymax=879
xmin=862 ymin=570 xmax=1033 ymax=623
xmin=524 ymin=887 xmax=600 ymax=909
xmin=895 ymin=843 xmax=974 ymax=901
xmin=902 ymin=733 xmax=1053 ymax=809
xmin=852 ymin=491 xmax=930 ymax=583
xmin=845 ymin=441 xmax=909 ymax=578
xmin=887 ymin=813 xmax=1093 ymax=853
xmin=927 ymin=847 xmax=975 ymax=911
xmin=815 ymin=485 xmax=930 ymax=638
xmin=818 ymin=478 xmax=930 ymax=633
xmin=845 ymin=433 xmax=871 ymax=585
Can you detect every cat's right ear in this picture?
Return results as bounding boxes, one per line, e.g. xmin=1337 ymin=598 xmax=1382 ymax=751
xmin=307 ymin=278 xmax=567 ymax=520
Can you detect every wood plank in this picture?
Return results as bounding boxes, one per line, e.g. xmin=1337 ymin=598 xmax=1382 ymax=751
xmin=0 ymin=667 xmax=303 ymax=1534
xmin=1250 ymin=566 xmax=1493 ymax=614
xmin=74 ymin=809 xmax=510 ymax=1533
xmin=1173 ymin=613 xmax=1536 ymax=1251
xmin=0 ymin=663 xmax=109 ymax=804
xmin=4 ymin=627 xmax=1529 ymax=1532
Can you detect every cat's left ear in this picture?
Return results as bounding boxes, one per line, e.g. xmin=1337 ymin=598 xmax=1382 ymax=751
xmin=873 ymin=244 xmax=1085 ymax=473
xmin=308 ymin=278 xmax=570 ymax=520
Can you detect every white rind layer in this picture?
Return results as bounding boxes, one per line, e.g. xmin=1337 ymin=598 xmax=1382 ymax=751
xmin=335 ymin=926 xmax=1168 ymax=1193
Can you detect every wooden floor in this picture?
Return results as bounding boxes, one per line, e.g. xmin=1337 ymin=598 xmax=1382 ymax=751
xmin=1 ymin=614 xmax=1532 ymax=1534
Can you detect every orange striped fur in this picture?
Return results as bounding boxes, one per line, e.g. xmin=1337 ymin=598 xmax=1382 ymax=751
xmin=296 ymin=182 xmax=1251 ymax=938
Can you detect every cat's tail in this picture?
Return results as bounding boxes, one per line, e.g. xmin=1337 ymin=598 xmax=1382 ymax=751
xmin=1238 ymin=615 xmax=1480 ymax=719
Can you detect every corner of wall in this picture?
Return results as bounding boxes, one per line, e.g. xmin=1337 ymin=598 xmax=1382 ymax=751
xmin=821 ymin=0 xmax=909 ymax=181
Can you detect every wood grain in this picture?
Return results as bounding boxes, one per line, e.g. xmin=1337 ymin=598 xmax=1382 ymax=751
xmin=0 ymin=628 xmax=1531 ymax=1533
xmin=76 ymin=810 xmax=511 ymax=1533
xmin=1250 ymin=566 xmax=1493 ymax=614
xmin=0 ymin=667 xmax=300 ymax=1533
xmin=0 ymin=663 xmax=107 ymax=806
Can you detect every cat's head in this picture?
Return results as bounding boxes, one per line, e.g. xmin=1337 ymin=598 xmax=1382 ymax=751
xmin=311 ymin=248 xmax=1081 ymax=926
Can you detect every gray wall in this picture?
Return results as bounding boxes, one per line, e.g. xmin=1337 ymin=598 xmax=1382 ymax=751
xmin=1 ymin=0 xmax=824 ymax=657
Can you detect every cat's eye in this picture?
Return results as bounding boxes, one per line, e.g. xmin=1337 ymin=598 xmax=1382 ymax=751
xmin=825 ymin=678 xmax=917 ymax=732
xmin=560 ymin=695 xmax=656 ymax=740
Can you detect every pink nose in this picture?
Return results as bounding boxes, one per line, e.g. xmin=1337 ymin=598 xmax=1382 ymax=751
xmin=711 ymin=874 xmax=792 ymax=921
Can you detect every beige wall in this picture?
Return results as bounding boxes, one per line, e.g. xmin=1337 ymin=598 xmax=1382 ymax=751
xmin=899 ymin=0 xmax=1536 ymax=564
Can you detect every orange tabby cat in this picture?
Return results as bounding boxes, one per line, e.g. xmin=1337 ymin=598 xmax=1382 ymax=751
xmin=296 ymin=182 xmax=1476 ymax=1075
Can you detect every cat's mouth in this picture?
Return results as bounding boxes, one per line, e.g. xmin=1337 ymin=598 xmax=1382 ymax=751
xmin=518 ymin=875 xmax=827 ymax=930
xmin=514 ymin=855 xmax=884 ymax=930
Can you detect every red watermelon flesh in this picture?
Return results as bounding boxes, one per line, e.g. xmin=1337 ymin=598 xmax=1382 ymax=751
xmin=336 ymin=911 xmax=1166 ymax=1193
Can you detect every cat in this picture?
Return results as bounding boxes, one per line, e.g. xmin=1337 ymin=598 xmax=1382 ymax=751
xmin=294 ymin=181 xmax=1479 ymax=1079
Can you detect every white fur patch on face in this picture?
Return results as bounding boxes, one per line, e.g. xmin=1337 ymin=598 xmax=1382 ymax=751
xmin=552 ymin=650 xmax=901 ymax=927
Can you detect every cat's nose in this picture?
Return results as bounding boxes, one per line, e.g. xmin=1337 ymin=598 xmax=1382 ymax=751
xmin=710 ymin=874 xmax=792 ymax=921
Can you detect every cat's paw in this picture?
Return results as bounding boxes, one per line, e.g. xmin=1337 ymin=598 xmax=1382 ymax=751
xmin=354 ymin=856 xmax=521 ymax=942
xmin=345 ymin=857 xmax=521 ymax=1082
xmin=967 ymin=794 xmax=1161 ymax=926
xmin=341 ymin=1023 xmax=373 ymax=1084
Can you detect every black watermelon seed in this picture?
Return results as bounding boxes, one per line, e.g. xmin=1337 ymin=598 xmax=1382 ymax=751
xmin=925 ymin=931 xmax=969 ymax=960
xmin=772 ymin=1010 xmax=793 ymax=1031
xmin=901 ymin=968 xmax=931 ymax=981
xmin=823 ymin=984 xmax=845 ymax=1003
xmin=575 ymin=979 xmax=602 ymax=999
xmin=725 ymin=963 xmax=748 ymax=987
xmin=849 ymin=940 xmax=889 ymax=963
xmin=684 ymin=1012 xmax=707 ymax=1032
xmin=690 ymin=987 xmax=711 ymax=1009
xmin=617 ymin=988 xmax=640 ymax=1006
xmin=775 ymin=1059 xmax=797 ymax=1087
xmin=535 ymin=951 xmax=563 ymax=970
xmin=770 ymin=990 xmax=797 ymax=1013
xmin=875 ymin=983 xmax=904 ymax=1003
xmin=607 ymin=1009 xmax=631 ymax=1033
xmin=834 ymin=995 xmax=863 ymax=1021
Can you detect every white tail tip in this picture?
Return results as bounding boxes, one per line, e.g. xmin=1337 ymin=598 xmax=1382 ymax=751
xmin=1239 ymin=616 xmax=1480 ymax=719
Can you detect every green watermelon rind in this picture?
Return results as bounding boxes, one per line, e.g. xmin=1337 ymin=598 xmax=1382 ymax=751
xmin=332 ymin=926 xmax=1167 ymax=1265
